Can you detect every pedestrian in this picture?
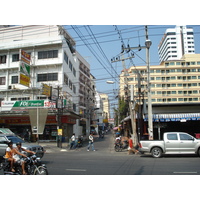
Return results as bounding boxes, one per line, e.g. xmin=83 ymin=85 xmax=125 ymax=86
xmin=70 ymin=133 xmax=76 ymax=149
xmin=128 ymin=137 xmax=139 ymax=155
xmin=87 ymin=133 xmax=95 ymax=151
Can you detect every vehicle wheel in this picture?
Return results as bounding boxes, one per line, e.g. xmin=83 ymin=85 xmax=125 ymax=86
xmin=198 ymin=148 xmax=200 ymax=157
xmin=151 ymin=147 xmax=162 ymax=158
xmin=115 ymin=145 xmax=120 ymax=152
xmin=34 ymin=166 xmax=48 ymax=175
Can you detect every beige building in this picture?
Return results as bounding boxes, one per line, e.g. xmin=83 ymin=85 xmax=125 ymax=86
xmin=99 ymin=93 xmax=110 ymax=119
xmin=119 ymin=54 xmax=200 ymax=138
xmin=120 ymin=54 xmax=200 ymax=105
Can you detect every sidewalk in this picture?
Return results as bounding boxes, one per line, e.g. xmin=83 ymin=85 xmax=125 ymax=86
xmin=38 ymin=141 xmax=87 ymax=153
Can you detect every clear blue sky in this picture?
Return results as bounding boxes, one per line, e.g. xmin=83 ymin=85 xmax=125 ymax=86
xmin=65 ymin=25 xmax=200 ymax=113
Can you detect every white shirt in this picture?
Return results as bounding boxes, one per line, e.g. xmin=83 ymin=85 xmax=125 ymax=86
xmin=71 ymin=135 xmax=75 ymax=141
xmin=89 ymin=135 xmax=93 ymax=142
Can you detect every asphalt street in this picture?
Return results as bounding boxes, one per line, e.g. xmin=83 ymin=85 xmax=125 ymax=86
xmin=1 ymin=132 xmax=200 ymax=175
xmin=41 ymin=133 xmax=200 ymax=175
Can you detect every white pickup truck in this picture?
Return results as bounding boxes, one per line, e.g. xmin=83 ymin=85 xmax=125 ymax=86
xmin=139 ymin=132 xmax=200 ymax=158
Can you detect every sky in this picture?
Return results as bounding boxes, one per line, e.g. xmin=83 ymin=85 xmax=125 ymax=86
xmin=65 ymin=25 xmax=200 ymax=115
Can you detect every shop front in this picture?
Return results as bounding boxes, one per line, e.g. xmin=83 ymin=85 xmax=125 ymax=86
xmin=0 ymin=114 xmax=77 ymax=142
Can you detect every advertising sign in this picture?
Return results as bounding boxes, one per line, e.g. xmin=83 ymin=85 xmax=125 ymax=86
xmin=19 ymin=49 xmax=31 ymax=87
xmin=42 ymin=83 xmax=51 ymax=97
xmin=19 ymin=73 xmax=30 ymax=87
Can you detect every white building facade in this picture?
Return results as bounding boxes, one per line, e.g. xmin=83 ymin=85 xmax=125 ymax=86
xmin=158 ymin=25 xmax=195 ymax=63
xmin=0 ymin=25 xmax=93 ymax=141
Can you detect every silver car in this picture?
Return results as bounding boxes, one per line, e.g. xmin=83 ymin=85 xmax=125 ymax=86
xmin=0 ymin=129 xmax=45 ymax=158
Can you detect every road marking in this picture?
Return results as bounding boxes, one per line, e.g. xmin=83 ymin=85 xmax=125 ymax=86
xmin=173 ymin=172 xmax=197 ymax=174
xmin=66 ymin=169 xmax=86 ymax=172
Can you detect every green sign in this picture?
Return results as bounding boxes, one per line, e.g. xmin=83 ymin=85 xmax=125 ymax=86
xmin=13 ymin=100 xmax=44 ymax=108
xmin=20 ymin=62 xmax=30 ymax=76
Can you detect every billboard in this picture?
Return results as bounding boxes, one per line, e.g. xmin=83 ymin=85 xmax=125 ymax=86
xmin=19 ymin=49 xmax=31 ymax=87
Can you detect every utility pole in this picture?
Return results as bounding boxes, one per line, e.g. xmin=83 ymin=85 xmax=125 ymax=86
xmin=112 ymin=53 xmax=138 ymax=144
xmin=119 ymin=26 xmax=153 ymax=140
xmin=121 ymin=54 xmax=137 ymax=144
xmin=145 ymin=26 xmax=153 ymax=140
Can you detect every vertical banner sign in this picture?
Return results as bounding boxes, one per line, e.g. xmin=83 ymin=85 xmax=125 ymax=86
xmin=19 ymin=49 xmax=31 ymax=87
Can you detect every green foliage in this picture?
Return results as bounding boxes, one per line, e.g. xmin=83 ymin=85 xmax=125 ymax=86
xmin=113 ymin=97 xmax=129 ymax=126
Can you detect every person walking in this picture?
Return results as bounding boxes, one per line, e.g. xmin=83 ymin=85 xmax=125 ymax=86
xmin=87 ymin=133 xmax=95 ymax=151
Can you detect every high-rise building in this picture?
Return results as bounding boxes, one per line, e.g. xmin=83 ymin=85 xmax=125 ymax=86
xmin=158 ymin=26 xmax=195 ymax=63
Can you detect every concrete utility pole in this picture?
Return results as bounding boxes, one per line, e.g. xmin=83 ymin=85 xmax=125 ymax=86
xmin=145 ymin=26 xmax=153 ymax=140
xmin=121 ymin=26 xmax=153 ymax=140
xmin=111 ymin=53 xmax=138 ymax=144
xmin=121 ymin=54 xmax=138 ymax=144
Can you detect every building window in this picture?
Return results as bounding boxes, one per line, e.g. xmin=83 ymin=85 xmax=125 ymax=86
xmin=38 ymin=50 xmax=58 ymax=59
xmin=37 ymin=73 xmax=58 ymax=82
xmin=12 ymin=54 xmax=19 ymax=62
xmin=0 ymin=77 xmax=6 ymax=85
xmin=11 ymin=76 xmax=18 ymax=84
xmin=69 ymin=80 xmax=72 ymax=90
xmin=73 ymin=85 xmax=76 ymax=94
xmin=64 ymin=74 xmax=68 ymax=85
xmin=73 ymin=68 xmax=76 ymax=77
xmin=0 ymin=55 xmax=6 ymax=64
xmin=69 ymin=61 xmax=73 ymax=71
xmin=64 ymin=52 xmax=68 ymax=64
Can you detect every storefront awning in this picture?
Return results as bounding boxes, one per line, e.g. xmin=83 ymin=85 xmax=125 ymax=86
xmin=121 ymin=113 xmax=200 ymax=123
xmin=145 ymin=113 xmax=200 ymax=122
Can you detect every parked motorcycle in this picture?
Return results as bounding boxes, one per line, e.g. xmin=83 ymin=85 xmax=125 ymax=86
xmin=77 ymin=137 xmax=83 ymax=147
xmin=114 ymin=140 xmax=128 ymax=152
xmin=0 ymin=154 xmax=48 ymax=175
xmin=99 ymin=131 xmax=104 ymax=138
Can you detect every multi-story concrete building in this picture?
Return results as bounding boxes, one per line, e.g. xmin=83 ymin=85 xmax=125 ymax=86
xmin=0 ymin=25 xmax=95 ymax=141
xmin=120 ymin=54 xmax=200 ymax=138
xmin=99 ymin=93 xmax=110 ymax=119
xmin=158 ymin=26 xmax=195 ymax=63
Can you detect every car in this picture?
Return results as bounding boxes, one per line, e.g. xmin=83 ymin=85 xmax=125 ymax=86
xmin=0 ymin=128 xmax=45 ymax=159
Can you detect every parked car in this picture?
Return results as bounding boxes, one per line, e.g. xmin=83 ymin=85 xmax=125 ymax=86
xmin=139 ymin=132 xmax=200 ymax=158
xmin=0 ymin=128 xmax=45 ymax=159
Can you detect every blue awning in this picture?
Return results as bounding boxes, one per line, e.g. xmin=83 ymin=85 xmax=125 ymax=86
xmin=144 ymin=113 xmax=200 ymax=122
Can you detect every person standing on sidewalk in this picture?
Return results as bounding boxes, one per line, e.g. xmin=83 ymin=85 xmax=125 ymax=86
xmin=70 ymin=133 xmax=76 ymax=149
xmin=87 ymin=133 xmax=95 ymax=151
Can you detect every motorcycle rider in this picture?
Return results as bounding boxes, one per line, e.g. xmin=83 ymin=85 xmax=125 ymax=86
xmin=14 ymin=142 xmax=35 ymax=175
xmin=4 ymin=141 xmax=15 ymax=172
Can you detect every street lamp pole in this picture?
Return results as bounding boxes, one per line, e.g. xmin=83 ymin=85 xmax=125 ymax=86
xmin=145 ymin=26 xmax=153 ymax=140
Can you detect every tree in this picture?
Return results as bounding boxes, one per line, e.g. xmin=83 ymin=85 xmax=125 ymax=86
xmin=114 ymin=96 xmax=129 ymax=126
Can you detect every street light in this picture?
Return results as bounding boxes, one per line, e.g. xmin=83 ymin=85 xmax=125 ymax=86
xmin=106 ymin=80 xmax=115 ymax=84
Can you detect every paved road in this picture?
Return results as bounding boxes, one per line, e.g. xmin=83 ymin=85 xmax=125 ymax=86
xmin=1 ymin=132 xmax=200 ymax=175
xmin=41 ymin=133 xmax=200 ymax=175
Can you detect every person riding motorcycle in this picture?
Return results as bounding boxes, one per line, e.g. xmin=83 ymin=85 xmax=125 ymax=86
xmin=4 ymin=141 xmax=15 ymax=172
xmin=14 ymin=142 xmax=35 ymax=175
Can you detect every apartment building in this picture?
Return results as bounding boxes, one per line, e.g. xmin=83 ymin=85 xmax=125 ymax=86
xmin=99 ymin=93 xmax=110 ymax=120
xmin=158 ymin=26 xmax=195 ymax=63
xmin=0 ymin=25 xmax=95 ymax=141
xmin=120 ymin=54 xmax=200 ymax=138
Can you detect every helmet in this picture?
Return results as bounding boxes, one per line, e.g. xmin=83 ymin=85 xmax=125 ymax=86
xmin=7 ymin=140 xmax=13 ymax=146
xmin=16 ymin=142 xmax=22 ymax=146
